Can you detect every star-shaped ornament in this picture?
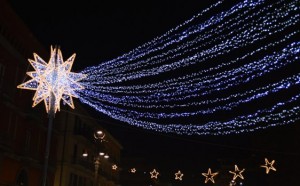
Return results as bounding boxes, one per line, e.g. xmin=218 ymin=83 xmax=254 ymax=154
xmin=131 ymin=168 xmax=136 ymax=173
xmin=229 ymin=165 xmax=245 ymax=181
xmin=202 ymin=168 xmax=218 ymax=183
xmin=175 ymin=170 xmax=184 ymax=181
xmin=150 ymin=169 xmax=159 ymax=179
xmin=17 ymin=46 xmax=86 ymax=114
xmin=261 ymin=158 xmax=276 ymax=174
xmin=112 ymin=164 xmax=118 ymax=170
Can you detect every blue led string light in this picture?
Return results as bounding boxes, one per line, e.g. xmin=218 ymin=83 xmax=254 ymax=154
xmin=96 ymin=0 xmax=281 ymax=78
xmin=81 ymin=42 xmax=299 ymax=106
xmin=85 ymin=0 xmax=298 ymax=84
xmin=88 ymin=31 xmax=298 ymax=94
xmin=78 ymin=0 xmax=300 ymax=135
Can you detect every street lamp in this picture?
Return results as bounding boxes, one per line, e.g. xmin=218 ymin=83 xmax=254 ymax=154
xmin=94 ymin=130 xmax=106 ymax=142
xmin=17 ymin=46 xmax=86 ymax=186
xmin=82 ymin=130 xmax=111 ymax=184
xmin=93 ymin=152 xmax=110 ymax=183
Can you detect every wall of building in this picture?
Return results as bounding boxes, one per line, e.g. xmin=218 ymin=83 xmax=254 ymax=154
xmin=53 ymin=103 xmax=122 ymax=186
xmin=0 ymin=2 xmax=123 ymax=186
xmin=0 ymin=0 xmax=57 ymax=185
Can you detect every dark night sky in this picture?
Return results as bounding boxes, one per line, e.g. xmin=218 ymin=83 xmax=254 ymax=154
xmin=9 ymin=0 xmax=220 ymax=70
xmin=8 ymin=0 xmax=300 ymax=184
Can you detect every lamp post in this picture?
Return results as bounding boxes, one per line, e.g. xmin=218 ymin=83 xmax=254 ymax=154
xmin=41 ymin=46 xmax=58 ymax=186
xmin=94 ymin=153 xmax=109 ymax=183
xmin=94 ymin=130 xmax=108 ymax=183
xmin=17 ymin=46 xmax=86 ymax=186
xmin=82 ymin=130 xmax=109 ymax=185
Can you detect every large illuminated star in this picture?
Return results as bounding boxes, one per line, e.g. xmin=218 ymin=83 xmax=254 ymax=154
xmin=17 ymin=46 xmax=86 ymax=113
xmin=229 ymin=165 xmax=245 ymax=181
xmin=261 ymin=158 xmax=276 ymax=174
xmin=202 ymin=168 xmax=218 ymax=183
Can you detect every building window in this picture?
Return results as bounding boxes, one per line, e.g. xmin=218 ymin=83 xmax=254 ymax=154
xmin=16 ymin=169 xmax=28 ymax=186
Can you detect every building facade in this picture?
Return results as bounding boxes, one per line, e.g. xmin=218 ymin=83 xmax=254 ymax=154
xmin=1 ymin=1 xmax=123 ymax=186
xmin=53 ymin=104 xmax=122 ymax=186
xmin=0 ymin=0 xmax=57 ymax=185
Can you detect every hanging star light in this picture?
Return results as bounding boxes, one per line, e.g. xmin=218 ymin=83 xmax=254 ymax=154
xmin=17 ymin=46 xmax=87 ymax=114
xmin=112 ymin=164 xmax=118 ymax=170
xmin=202 ymin=168 xmax=218 ymax=184
xmin=229 ymin=165 xmax=245 ymax=181
xmin=261 ymin=158 xmax=277 ymax=174
xmin=130 ymin=168 xmax=136 ymax=173
xmin=150 ymin=169 xmax=159 ymax=179
xmin=175 ymin=170 xmax=184 ymax=181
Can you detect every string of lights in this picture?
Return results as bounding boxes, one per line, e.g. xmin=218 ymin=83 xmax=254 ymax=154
xmin=96 ymin=0 xmax=285 ymax=78
xmin=81 ymin=0 xmax=225 ymax=73
xmin=79 ymin=94 xmax=300 ymax=135
xmin=78 ymin=0 xmax=300 ymax=135
xmin=84 ymin=0 xmax=298 ymax=84
xmin=87 ymin=31 xmax=298 ymax=94
xmin=80 ymin=42 xmax=299 ymax=106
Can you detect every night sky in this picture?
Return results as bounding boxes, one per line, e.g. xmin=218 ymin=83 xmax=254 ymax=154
xmin=8 ymin=0 xmax=300 ymax=185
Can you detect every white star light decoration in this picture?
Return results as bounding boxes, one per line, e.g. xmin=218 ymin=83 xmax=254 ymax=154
xmin=130 ymin=168 xmax=136 ymax=173
xmin=229 ymin=165 xmax=245 ymax=181
xmin=17 ymin=46 xmax=86 ymax=113
xmin=261 ymin=158 xmax=276 ymax=174
xmin=150 ymin=169 xmax=159 ymax=179
xmin=202 ymin=168 xmax=218 ymax=184
xmin=175 ymin=170 xmax=184 ymax=181
xmin=112 ymin=164 xmax=118 ymax=170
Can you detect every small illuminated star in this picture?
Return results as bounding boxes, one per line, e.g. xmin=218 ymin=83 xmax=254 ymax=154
xmin=131 ymin=168 xmax=136 ymax=173
xmin=17 ymin=46 xmax=86 ymax=113
xmin=202 ymin=168 xmax=218 ymax=183
xmin=150 ymin=169 xmax=159 ymax=179
xmin=261 ymin=158 xmax=276 ymax=174
xmin=175 ymin=170 xmax=184 ymax=181
xmin=112 ymin=164 xmax=118 ymax=170
xmin=229 ymin=165 xmax=245 ymax=180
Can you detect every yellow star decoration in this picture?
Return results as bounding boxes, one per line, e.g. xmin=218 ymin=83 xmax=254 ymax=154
xmin=131 ymin=168 xmax=136 ymax=173
xmin=17 ymin=46 xmax=86 ymax=113
xmin=112 ymin=164 xmax=118 ymax=170
xmin=261 ymin=158 xmax=276 ymax=174
xmin=201 ymin=168 xmax=218 ymax=184
xmin=229 ymin=165 xmax=245 ymax=181
xmin=175 ymin=170 xmax=184 ymax=181
xmin=150 ymin=169 xmax=159 ymax=179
